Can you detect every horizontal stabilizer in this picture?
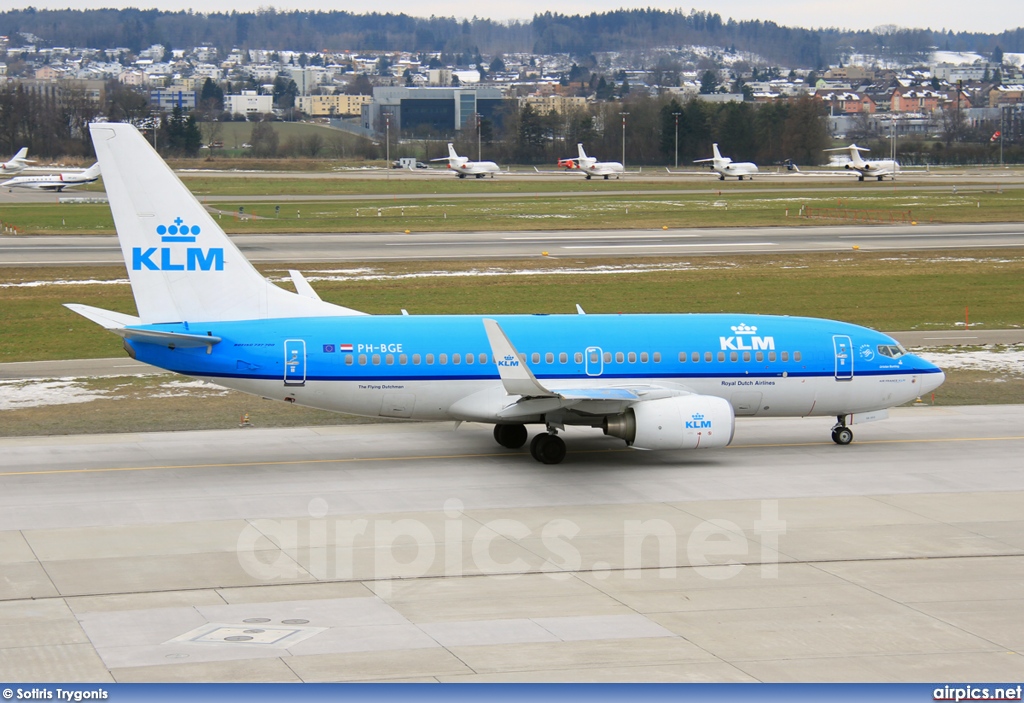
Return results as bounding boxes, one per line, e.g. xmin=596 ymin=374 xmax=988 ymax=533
xmin=288 ymin=270 xmax=323 ymax=301
xmin=64 ymin=303 xmax=141 ymax=329
xmin=118 ymin=328 xmax=222 ymax=348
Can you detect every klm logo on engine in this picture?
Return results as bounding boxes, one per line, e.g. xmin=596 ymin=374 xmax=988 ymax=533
xmin=497 ymin=354 xmax=520 ymax=368
xmin=685 ymin=413 xmax=712 ymax=429
xmin=131 ymin=217 xmax=224 ymax=271
xmin=720 ymin=323 xmax=775 ymax=351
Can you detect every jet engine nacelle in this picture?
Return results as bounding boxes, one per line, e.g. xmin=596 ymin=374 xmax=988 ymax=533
xmin=603 ymin=395 xmax=735 ymax=450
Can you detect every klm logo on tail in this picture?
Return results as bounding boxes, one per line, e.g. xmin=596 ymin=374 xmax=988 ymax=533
xmin=132 ymin=217 xmax=224 ymax=271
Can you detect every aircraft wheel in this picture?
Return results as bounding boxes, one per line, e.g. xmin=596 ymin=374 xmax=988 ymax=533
xmin=832 ymin=427 xmax=853 ymax=445
xmin=457 ymin=173 xmax=466 ymax=179
xmin=858 ymin=175 xmax=864 ymax=182
xmin=738 ymin=176 xmax=744 ymax=181
xmin=493 ymin=423 xmax=528 ymax=449
xmin=530 ymin=433 xmax=566 ymax=464
xmin=585 ymin=174 xmax=592 ymax=180
xmin=476 ymin=174 xmax=485 ymax=178
xmin=877 ymin=176 xmax=884 ymax=181
xmin=718 ymin=175 xmax=725 ymax=181
xmin=603 ymin=175 xmax=609 ymax=180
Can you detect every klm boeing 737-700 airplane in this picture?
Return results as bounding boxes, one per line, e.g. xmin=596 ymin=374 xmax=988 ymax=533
xmin=67 ymin=123 xmax=944 ymax=464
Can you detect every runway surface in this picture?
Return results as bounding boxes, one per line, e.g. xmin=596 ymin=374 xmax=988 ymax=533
xmin=3 ymin=222 xmax=1024 ymax=265
xmin=2 ymin=405 xmax=1023 ymax=682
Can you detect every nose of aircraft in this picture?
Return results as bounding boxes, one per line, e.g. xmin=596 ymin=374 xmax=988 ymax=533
xmin=917 ymin=356 xmax=946 ymax=395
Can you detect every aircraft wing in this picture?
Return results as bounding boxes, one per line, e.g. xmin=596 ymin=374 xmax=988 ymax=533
xmin=481 ymin=318 xmax=690 ymax=420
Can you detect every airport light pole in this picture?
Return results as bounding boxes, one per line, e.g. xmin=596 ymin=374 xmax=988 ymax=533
xmin=672 ymin=111 xmax=681 ymax=169
xmin=385 ymin=113 xmax=390 ymax=180
xmin=476 ymin=112 xmax=482 ymax=162
xmin=619 ymin=111 xmax=629 ymax=168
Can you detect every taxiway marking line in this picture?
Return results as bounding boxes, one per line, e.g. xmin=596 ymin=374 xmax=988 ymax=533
xmin=2 ymin=436 xmax=1024 ymax=477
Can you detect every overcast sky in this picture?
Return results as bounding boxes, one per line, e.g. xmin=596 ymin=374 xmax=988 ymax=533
xmin=10 ymin=1 xmax=1023 ymax=35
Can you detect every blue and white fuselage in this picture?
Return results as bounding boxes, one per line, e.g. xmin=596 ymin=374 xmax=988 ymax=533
xmin=125 ymin=312 xmax=941 ymax=424
xmin=68 ymin=122 xmax=944 ymax=464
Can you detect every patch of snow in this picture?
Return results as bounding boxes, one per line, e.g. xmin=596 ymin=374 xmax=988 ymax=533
xmin=0 ymin=378 xmax=109 ymax=410
xmin=917 ymin=346 xmax=1024 ymax=375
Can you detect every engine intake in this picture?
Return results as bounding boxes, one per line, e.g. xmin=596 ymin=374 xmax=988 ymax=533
xmin=604 ymin=395 xmax=735 ymax=450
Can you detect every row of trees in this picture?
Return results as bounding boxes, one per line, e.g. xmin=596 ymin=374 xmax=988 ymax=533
xmin=2 ymin=8 xmax=1023 ymax=68
xmin=443 ymin=95 xmax=831 ymax=167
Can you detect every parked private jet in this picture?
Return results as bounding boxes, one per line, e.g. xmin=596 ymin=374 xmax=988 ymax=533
xmin=2 ymin=162 xmax=101 ymax=191
xmin=824 ymin=144 xmax=900 ymax=181
xmin=1 ymin=148 xmax=33 ymax=174
xmin=560 ymin=144 xmax=624 ymax=180
xmin=694 ymin=144 xmax=759 ymax=180
xmin=67 ymin=123 xmax=944 ymax=464
xmin=431 ymin=143 xmax=500 ymax=178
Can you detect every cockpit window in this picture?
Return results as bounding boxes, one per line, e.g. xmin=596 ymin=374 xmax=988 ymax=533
xmin=877 ymin=344 xmax=904 ymax=358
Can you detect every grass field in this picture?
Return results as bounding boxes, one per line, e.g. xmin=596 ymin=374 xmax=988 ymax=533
xmin=2 ymin=185 xmax=1021 ymax=235
xmin=2 ymin=250 xmax=1023 ymax=363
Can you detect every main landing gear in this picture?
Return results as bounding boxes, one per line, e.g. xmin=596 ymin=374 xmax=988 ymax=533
xmin=492 ymin=424 xmax=566 ymax=464
xmin=831 ymin=415 xmax=853 ymax=445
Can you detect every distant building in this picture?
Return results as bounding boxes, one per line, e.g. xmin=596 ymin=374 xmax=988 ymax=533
xmin=815 ymin=90 xmax=876 ymax=114
xmin=520 ymin=94 xmax=587 ymax=115
xmin=225 ymin=90 xmax=274 ymax=116
xmin=296 ymin=93 xmax=372 ymax=117
xmin=363 ymin=86 xmax=508 ymax=135
xmin=989 ymin=85 xmax=1024 ymax=108
xmin=824 ymin=66 xmax=875 ymax=82
xmin=150 ymin=87 xmax=197 ymax=112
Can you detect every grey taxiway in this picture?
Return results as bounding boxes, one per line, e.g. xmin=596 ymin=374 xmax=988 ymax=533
xmin=1 ymin=405 xmax=1023 ymax=682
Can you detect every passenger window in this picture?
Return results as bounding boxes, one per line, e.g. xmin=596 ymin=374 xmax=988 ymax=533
xmin=359 ymin=354 xmax=367 ymax=365
xmin=794 ymin=351 xmax=802 ymax=362
xmin=575 ymin=352 xmax=583 ymax=364
xmin=479 ymin=353 xmax=488 ymax=364
xmin=439 ymin=353 xmax=448 ymax=365
xmin=385 ymin=354 xmax=394 ymax=365
xmin=678 ymin=352 xmax=686 ymax=363
xmin=546 ymin=352 xmax=554 ymax=364
xmin=615 ymin=352 xmax=624 ymax=363
xmin=412 ymin=354 xmax=420 ymax=365
xmin=743 ymin=352 xmax=751 ymax=362
xmin=372 ymin=354 xmax=381 ymax=365
xmin=589 ymin=351 xmax=599 ymax=363
xmin=453 ymin=353 xmax=461 ymax=365
xmin=718 ymin=352 xmax=725 ymax=362
xmin=692 ymin=352 xmax=699 ymax=363
xmin=641 ymin=352 xmax=649 ymax=363
xmin=559 ymin=352 xmax=568 ymax=364
xmin=769 ymin=352 xmax=776 ymax=362
xmin=426 ymin=353 xmax=434 ymax=365
xmin=653 ymin=352 xmax=661 ymax=363
xmin=628 ymin=352 xmax=636 ymax=363
xmin=604 ymin=352 xmax=611 ymax=363
xmin=755 ymin=352 xmax=763 ymax=362
xmin=781 ymin=351 xmax=789 ymax=362
xmin=345 ymin=354 xmax=354 ymax=366
xmin=465 ymin=353 xmax=473 ymax=365
xmin=532 ymin=352 xmax=540 ymax=364
xmin=730 ymin=351 xmax=738 ymax=362
xmin=705 ymin=351 xmax=712 ymax=363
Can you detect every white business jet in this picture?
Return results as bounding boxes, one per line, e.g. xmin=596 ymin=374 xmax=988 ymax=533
xmin=694 ymin=144 xmax=759 ymax=180
xmin=1 ymin=148 xmax=34 ymax=174
xmin=824 ymin=144 xmax=899 ymax=181
xmin=431 ymin=143 xmax=500 ymax=178
xmin=2 ymin=162 xmax=101 ymax=191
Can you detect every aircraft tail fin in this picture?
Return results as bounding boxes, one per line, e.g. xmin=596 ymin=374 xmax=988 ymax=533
xmin=712 ymin=143 xmax=723 ymax=161
xmin=88 ymin=122 xmax=366 ymax=324
xmin=82 ymin=162 xmax=102 ymax=179
xmin=448 ymin=143 xmax=459 ymax=159
xmin=12 ymin=148 xmax=28 ymax=162
xmin=577 ymin=143 xmax=589 ymax=160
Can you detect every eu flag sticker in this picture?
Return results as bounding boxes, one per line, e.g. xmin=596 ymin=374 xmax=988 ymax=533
xmin=323 ymin=344 xmax=336 ymax=353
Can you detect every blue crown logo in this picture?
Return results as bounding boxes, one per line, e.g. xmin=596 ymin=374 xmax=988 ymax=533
xmin=691 ymin=413 xmax=704 ymax=421
xmin=731 ymin=323 xmax=757 ymax=334
xmin=157 ymin=217 xmax=200 ymax=243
